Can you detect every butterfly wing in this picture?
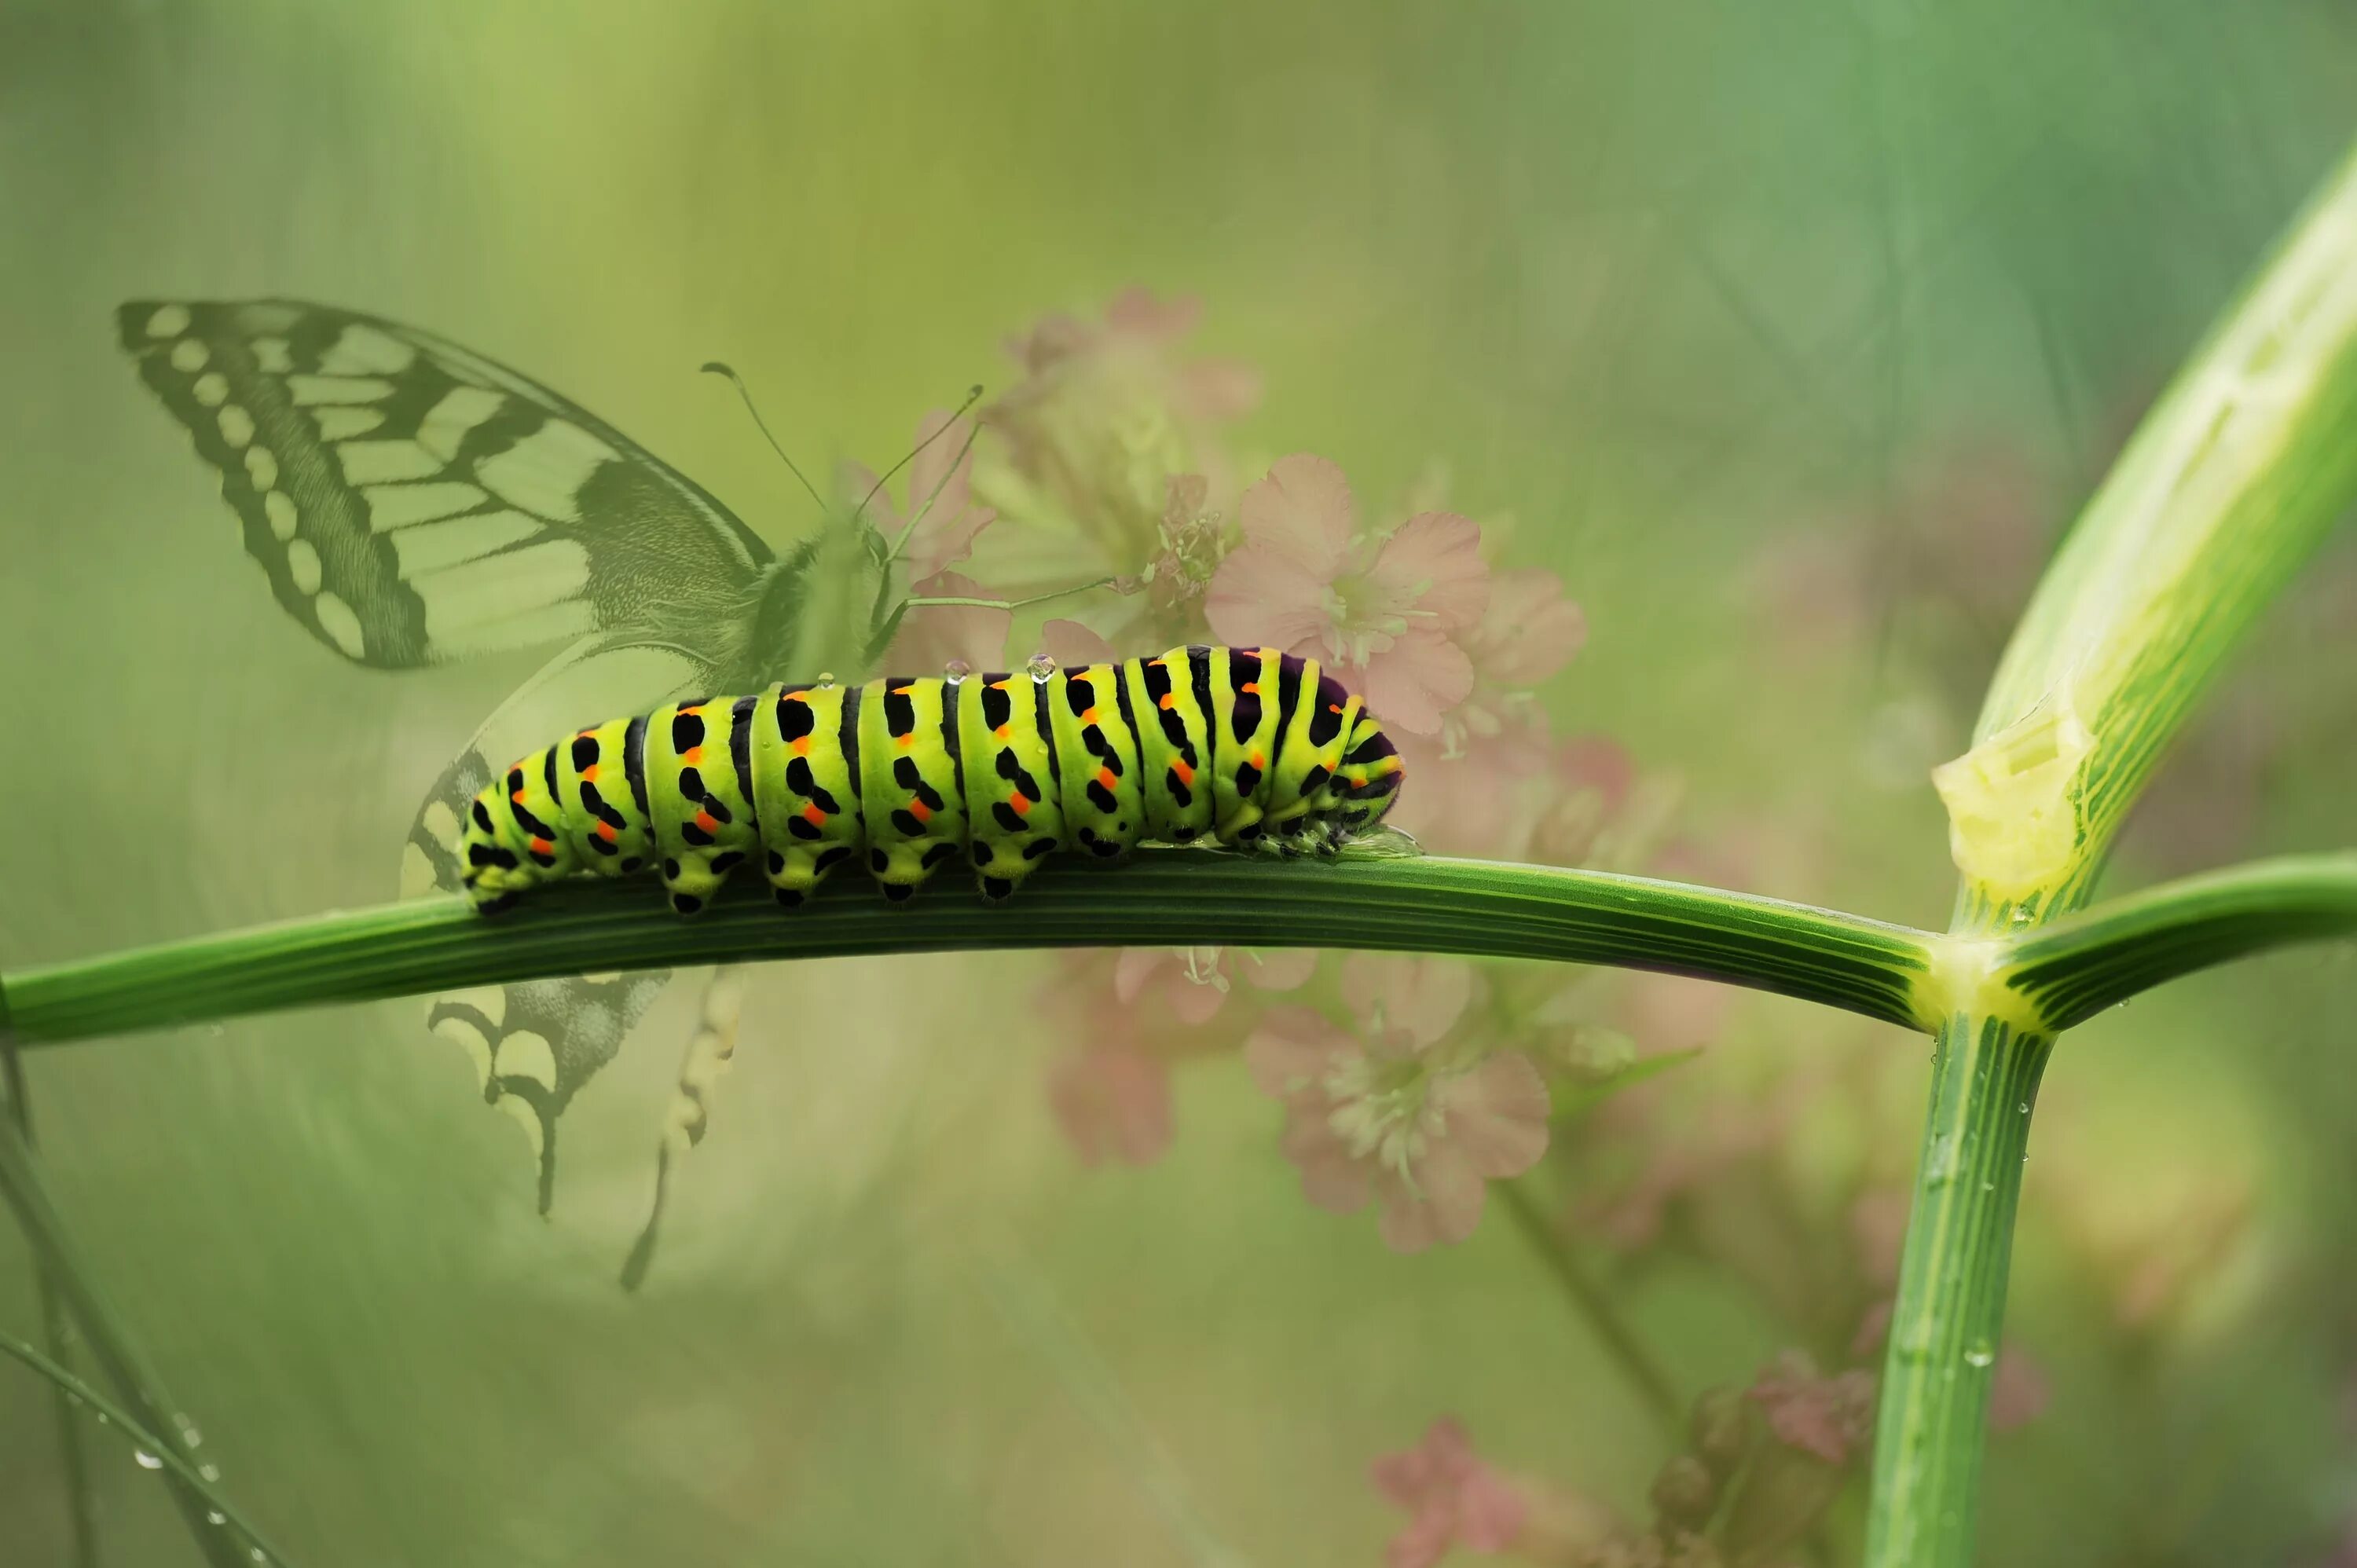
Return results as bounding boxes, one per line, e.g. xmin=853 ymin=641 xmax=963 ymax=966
xmin=401 ymin=634 xmax=726 ymax=1209
xmin=116 ymin=299 xmax=771 ymax=668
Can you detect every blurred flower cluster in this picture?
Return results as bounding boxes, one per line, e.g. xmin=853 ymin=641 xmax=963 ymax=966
xmin=937 ymin=288 xmax=1728 ymax=1255
xmin=1366 ymin=1372 xmax=1878 ymax=1568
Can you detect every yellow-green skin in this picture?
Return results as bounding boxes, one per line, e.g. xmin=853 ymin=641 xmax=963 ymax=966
xmin=460 ymin=644 xmax=1405 ymax=913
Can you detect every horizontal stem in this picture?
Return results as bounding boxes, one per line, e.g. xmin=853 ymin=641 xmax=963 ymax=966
xmin=1998 ymin=852 xmax=2357 ymax=1029
xmin=2 ymin=854 xmax=1937 ymax=1046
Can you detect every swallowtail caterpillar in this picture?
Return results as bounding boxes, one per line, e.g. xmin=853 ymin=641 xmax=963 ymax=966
xmin=461 ymin=644 xmax=1406 ymax=914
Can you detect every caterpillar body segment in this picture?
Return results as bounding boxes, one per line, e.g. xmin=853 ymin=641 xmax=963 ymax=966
xmin=459 ymin=646 xmax=1406 ymax=913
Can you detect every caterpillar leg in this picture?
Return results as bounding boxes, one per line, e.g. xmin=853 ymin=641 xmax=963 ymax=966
xmin=761 ymin=843 xmax=856 ymax=909
xmin=865 ymin=841 xmax=960 ymax=903
xmin=969 ymin=836 xmax=1058 ymax=902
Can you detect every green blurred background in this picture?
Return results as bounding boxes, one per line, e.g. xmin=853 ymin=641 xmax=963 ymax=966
xmin=5 ymin=2 xmax=2357 ymax=1563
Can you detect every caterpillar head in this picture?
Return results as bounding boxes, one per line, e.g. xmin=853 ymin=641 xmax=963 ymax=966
xmin=1332 ymin=709 xmax=1404 ymax=834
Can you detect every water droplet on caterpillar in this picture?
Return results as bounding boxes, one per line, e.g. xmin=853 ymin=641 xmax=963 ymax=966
xmin=1027 ymin=652 xmax=1058 ymax=683
xmin=943 ymin=658 xmax=972 ymax=685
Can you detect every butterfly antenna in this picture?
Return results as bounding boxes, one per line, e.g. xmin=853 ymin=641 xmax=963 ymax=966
xmin=701 ymin=361 xmax=828 ymax=515
xmin=852 ymin=383 xmax=985 ymax=527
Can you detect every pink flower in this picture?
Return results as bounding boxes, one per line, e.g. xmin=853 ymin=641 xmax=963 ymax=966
xmin=1036 ymin=617 xmax=1120 ymax=668
xmin=1206 ymin=455 xmax=1490 ymax=735
xmin=1245 ymin=957 xmax=1549 ymax=1252
xmin=1113 ymin=944 xmax=1317 ymax=1028
xmin=1446 ymin=567 xmax=1585 ymax=751
xmin=982 ymin=288 xmax=1258 ymax=573
xmin=1370 ymin=1419 xmax=1528 ymax=1568
xmin=1047 ymin=1031 xmax=1174 ymax=1169
xmin=1747 ymin=1351 xmax=1876 ymax=1466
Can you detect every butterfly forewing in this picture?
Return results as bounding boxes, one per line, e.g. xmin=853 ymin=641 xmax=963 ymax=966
xmin=116 ymin=299 xmax=771 ymax=668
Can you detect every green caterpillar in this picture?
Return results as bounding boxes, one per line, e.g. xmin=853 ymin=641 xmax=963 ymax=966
xmin=460 ymin=644 xmax=1406 ymax=914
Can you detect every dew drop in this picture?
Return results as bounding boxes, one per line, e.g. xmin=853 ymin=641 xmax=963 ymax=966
xmin=813 ymin=671 xmax=836 ymax=690
xmin=1026 ymin=652 xmax=1058 ymax=683
xmin=943 ymin=658 xmax=971 ymax=685
xmin=207 ymin=1511 xmax=227 ymax=1526
xmin=134 ymin=1449 xmax=163 ymax=1469
xmin=1923 ymin=1130 xmax=1959 ymax=1185
xmin=200 ymin=1462 xmax=222 ymax=1482
xmin=1963 ymin=1343 xmax=1996 ymax=1368
xmin=2018 ymin=1101 xmax=2029 ymax=1114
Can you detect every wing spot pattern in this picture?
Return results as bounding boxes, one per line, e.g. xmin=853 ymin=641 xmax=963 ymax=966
xmin=337 ymin=439 xmax=442 ymax=485
xmin=313 ymin=592 xmax=367 ymax=658
xmin=251 ymin=337 xmax=293 ymax=372
xmin=169 ymin=337 xmax=208 ymax=372
xmin=476 ymin=419 xmax=614 ymax=522
xmin=387 ymin=510 xmax=540 ymax=575
xmin=145 ymin=304 xmax=189 ymax=337
xmin=418 ymin=386 xmax=504 ymax=462
xmin=363 ymin=482 xmax=487 ymax=531
xmin=319 ymin=324 xmax=416 ymax=376
xmin=217 ymin=405 xmax=254 ymax=448
xmin=285 ymin=538 xmax=323 ymax=595
xmin=263 ymin=491 xmax=299 ymax=541
xmin=311 ymin=405 xmax=383 ymax=441
xmin=244 ymin=445 xmax=277 ymax=489
xmin=192 ymin=372 xmax=228 ymax=408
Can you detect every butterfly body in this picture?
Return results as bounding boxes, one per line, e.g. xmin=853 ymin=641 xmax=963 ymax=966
xmin=461 ymin=646 xmax=1406 ymax=913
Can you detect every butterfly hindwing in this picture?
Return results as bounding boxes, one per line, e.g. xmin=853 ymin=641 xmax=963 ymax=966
xmin=398 ymin=636 xmax=730 ymax=1207
xmin=116 ymin=299 xmax=772 ymax=669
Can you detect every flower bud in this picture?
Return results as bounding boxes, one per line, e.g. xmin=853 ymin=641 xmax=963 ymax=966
xmin=1648 ymin=1455 xmax=1718 ymax=1530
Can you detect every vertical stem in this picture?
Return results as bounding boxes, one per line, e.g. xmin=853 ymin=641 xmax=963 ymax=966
xmin=1864 ymin=1015 xmax=2053 ymax=1568
xmin=0 ymin=1110 xmax=256 ymax=1568
xmin=2 ymin=1039 xmax=103 ymax=1568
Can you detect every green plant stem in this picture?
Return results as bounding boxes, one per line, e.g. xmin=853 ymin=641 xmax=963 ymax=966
xmin=0 ymin=1112 xmax=258 ymax=1568
xmin=0 ymin=1326 xmax=294 ymax=1567
xmin=1870 ymin=126 xmax=2357 ymax=1567
xmin=1865 ymin=1016 xmax=2051 ymax=1568
xmin=1495 ymin=1178 xmax=1682 ymax=1435
xmin=3 ymin=1039 xmax=102 ymax=1568
xmin=0 ymin=855 xmax=1937 ymax=1046
xmin=1999 ymin=852 xmax=2357 ymax=1029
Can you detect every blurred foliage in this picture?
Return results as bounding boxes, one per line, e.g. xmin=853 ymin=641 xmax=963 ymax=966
xmin=4 ymin=2 xmax=2357 ymax=1565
